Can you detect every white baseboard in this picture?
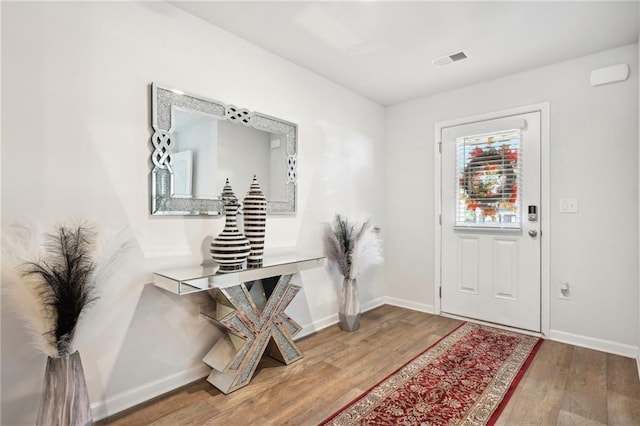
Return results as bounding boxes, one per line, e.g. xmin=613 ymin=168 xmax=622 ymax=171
xmin=92 ymin=297 xmax=389 ymax=420
xmin=91 ymin=363 xmax=211 ymax=421
xmin=298 ymin=313 xmax=339 ymax=338
xmin=549 ymin=329 xmax=638 ymax=359
xmin=384 ymin=297 xmax=435 ymax=314
xmin=362 ymin=297 xmax=387 ymax=312
xmin=101 ymin=301 xmax=629 ymax=422
xmin=297 ymin=297 xmax=387 ymax=338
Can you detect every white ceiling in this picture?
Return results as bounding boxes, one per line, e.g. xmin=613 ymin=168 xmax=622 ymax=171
xmin=171 ymin=1 xmax=639 ymax=106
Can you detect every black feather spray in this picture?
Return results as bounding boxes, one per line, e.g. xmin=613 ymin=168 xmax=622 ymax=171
xmin=20 ymin=224 xmax=98 ymax=357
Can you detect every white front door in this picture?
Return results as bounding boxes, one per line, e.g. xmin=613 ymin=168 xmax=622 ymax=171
xmin=440 ymin=111 xmax=541 ymax=332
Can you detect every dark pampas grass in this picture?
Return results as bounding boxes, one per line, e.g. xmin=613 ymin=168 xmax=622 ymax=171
xmin=324 ymin=215 xmax=356 ymax=277
xmin=20 ymin=224 xmax=98 ymax=357
xmin=324 ymin=214 xmax=382 ymax=280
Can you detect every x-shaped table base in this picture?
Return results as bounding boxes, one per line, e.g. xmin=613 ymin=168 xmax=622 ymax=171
xmin=202 ymin=273 xmax=303 ymax=394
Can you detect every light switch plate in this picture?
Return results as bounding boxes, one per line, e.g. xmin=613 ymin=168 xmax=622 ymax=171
xmin=560 ymin=198 xmax=578 ymax=213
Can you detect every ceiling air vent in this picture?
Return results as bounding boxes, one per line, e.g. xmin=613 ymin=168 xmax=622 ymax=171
xmin=432 ymin=50 xmax=468 ymax=68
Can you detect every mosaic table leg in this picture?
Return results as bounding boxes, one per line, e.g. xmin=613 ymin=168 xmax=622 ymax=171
xmin=202 ymin=273 xmax=303 ymax=394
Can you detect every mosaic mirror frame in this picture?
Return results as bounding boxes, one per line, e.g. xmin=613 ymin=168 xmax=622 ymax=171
xmin=150 ymin=83 xmax=297 ymax=216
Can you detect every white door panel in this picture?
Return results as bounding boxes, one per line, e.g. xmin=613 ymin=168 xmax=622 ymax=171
xmin=441 ymin=111 xmax=541 ymax=332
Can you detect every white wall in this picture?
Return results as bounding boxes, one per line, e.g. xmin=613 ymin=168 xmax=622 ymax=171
xmin=385 ymin=44 xmax=639 ymax=355
xmin=0 ymin=2 xmax=386 ymax=424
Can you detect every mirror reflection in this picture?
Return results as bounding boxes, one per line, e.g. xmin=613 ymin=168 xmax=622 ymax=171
xmin=151 ymin=83 xmax=297 ymax=215
xmin=172 ymin=107 xmax=288 ymax=200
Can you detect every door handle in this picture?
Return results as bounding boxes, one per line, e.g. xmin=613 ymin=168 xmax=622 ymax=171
xmin=528 ymin=229 xmax=538 ymax=238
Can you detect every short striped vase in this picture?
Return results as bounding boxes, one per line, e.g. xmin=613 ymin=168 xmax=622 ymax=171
xmin=210 ymin=179 xmax=250 ymax=272
xmin=243 ymin=175 xmax=267 ymax=269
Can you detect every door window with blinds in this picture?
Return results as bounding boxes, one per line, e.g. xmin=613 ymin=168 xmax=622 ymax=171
xmin=455 ymin=129 xmax=521 ymax=229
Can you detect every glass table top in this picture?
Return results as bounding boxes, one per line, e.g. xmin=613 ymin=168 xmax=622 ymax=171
xmin=153 ymin=253 xmax=327 ymax=295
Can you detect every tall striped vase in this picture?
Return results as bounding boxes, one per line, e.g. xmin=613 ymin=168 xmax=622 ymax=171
xmin=210 ymin=179 xmax=250 ymax=272
xmin=243 ymin=175 xmax=267 ymax=269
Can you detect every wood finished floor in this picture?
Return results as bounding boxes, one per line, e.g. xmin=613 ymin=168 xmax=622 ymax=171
xmin=98 ymin=305 xmax=640 ymax=426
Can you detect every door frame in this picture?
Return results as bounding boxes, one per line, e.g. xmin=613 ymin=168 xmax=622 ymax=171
xmin=434 ymin=102 xmax=551 ymax=336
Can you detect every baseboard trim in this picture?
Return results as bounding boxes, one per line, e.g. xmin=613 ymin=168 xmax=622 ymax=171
xmin=97 ymin=302 xmax=640 ymax=421
xmin=549 ymin=329 xmax=638 ymax=358
xmin=298 ymin=314 xmax=339 ymax=338
xmin=91 ymin=363 xmax=211 ymax=421
xmin=384 ymin=297 xmax=434 ymax=314
xmin=92 ymin=297 xmax=389 ymax=420
xmin=297 ymin=297 xmax=387 ymax=338
xmin=362 ymin=297 xmax=387 ymax=312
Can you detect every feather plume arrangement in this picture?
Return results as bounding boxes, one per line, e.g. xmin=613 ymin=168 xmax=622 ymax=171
xmin=16 ymin=224 xmax=99 ymax=358
xmin=323 ymin=214 xmax=383 ymax=280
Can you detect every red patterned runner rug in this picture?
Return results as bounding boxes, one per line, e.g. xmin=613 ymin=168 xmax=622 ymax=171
xmin=320 ymin=322 xmax=542 ymax=426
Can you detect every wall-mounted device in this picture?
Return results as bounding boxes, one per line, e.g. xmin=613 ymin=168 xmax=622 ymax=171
xmin=590 ymin=64 xmax=629 ymax=87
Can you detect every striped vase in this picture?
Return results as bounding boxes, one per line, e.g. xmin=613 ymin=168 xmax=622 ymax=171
xmin=243 ymin=175 xmax=267 ymax=269
xmin=210 ymin=179 xmax=250 ymax=272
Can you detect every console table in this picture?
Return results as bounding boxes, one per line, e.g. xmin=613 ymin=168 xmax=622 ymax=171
xmin=153 ymin=255 xmax=326 ymax=394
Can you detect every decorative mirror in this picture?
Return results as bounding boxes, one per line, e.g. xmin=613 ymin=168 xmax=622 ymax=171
xmin=150 ymin=83 xmax=297 ymax=215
